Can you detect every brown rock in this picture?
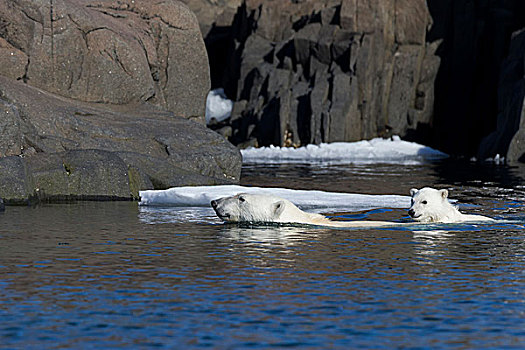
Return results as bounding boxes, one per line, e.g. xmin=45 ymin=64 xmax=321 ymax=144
xmin=340 ymin=0 xmax=357 ymax=31
xmin=0 ymin=0 xmax=209 ymax=121
xmin=0 ymin=76 xmax=241 ymax=202
xmin=0 ymin=38 xmax=27 ymax=81
xmin=395 ymin=0 xmax=429 ymax=45
xmin=385 ymin=45 xmax=424 ymax=135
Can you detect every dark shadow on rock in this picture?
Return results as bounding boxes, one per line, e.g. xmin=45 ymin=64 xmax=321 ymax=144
xmin=257 ymin=97 xmax=281 ymax=147
xmin=427 ymin=0 xmax=525 ymax=160
xmin=404 ymin=122 xmax=433 ymax=148
xmin=205 ymin=24 xmax=236 ymax=91
xmin=478 ymin=31 xmax=525 ymax=163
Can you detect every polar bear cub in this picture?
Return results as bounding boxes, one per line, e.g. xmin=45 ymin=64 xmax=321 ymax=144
xmin=408 ymin=187 xmax=493 ymax=223
xmin=211 ymin=193 xmax=396 ymax=228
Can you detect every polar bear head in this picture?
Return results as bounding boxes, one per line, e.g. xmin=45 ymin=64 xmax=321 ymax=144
xmin=211 ymin=193 xmax=293 ymax=223
xmin=408 ymin=187 xmax=456 ymax=223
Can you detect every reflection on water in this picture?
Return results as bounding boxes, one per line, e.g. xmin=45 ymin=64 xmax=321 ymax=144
xmin=138 ymin=206 xmax=219 ymax=225
xmin=241 ymin=160 xmax=525 ymax=198
xmin=1 ymin=162 xmax=524 ymax=348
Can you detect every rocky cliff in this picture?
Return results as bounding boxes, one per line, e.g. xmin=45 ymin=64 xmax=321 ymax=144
xmin=218 ymin=0 xmax=437 ymax=148
xmin=0 ymin=0 xmax=210 ymax=120
xmin=186 ymin=0 xmax=525 ymax=163
xmin=0 ymin=0 xmax=242 ymax=203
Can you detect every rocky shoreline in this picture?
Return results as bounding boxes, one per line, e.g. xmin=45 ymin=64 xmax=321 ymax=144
xmin=0 ymin=76 xmax=241 ymax=204
xmin=0 ymin=0 xmax=241 ymax=204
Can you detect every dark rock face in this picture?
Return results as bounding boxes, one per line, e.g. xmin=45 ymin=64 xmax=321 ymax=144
xmin=197 ymin=0 xmax=525 ymax=162
xmin=428 ymin=0 xmax=525 ymax=160
xmin=0 ymin=77 xmax=241 ymax=203
xmin=478 ymin=29 xmax=525 ymax=163
xmin=207 ymin=0 xmax=438 ymax=147
xmin=0 ymin=0 xmax=210 ymax=122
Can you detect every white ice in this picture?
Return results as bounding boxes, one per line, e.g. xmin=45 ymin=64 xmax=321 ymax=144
xmin=139 ymin=185 xmax=410 ymax=213
xmin=205 ymin=88 xmax=233 ymax=125
xmin=241 ymin=136 xmax=448 ymax=165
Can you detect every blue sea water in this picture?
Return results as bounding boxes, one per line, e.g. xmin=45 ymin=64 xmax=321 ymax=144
xmin=0 ymin=161 xmax=524 ymax=349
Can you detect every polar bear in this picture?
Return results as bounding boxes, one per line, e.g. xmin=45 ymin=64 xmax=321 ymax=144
xmin=210 ymin=193 xmax=397 ymax=228
xmin=408 ymin=187 xmax=493 ymax=223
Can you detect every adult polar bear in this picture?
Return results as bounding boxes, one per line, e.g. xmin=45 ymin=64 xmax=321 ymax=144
xmin=211 ymin=193 xmax=398 ymax=228
xmin=408 ymin=187 xmax=493 ymax=223
xmin=211 ymin=188 xmax=493 ymax=227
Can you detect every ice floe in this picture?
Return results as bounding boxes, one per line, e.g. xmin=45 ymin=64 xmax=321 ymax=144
xmin=139 ymin=185 xmax=411 ymax=213
xmin=241 ymin=136 xmax=448 ymax=165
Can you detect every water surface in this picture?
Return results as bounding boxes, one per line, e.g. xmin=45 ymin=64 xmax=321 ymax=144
xmin=1 ymin=161 xmax=524 ymax=348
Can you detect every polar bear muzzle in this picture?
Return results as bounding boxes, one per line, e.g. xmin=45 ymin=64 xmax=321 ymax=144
xmin=211 ymin=197 xmax=237 ymax=221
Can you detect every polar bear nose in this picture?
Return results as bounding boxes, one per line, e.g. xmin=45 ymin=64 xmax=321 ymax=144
xmin=211 ymin=200 xmax=218 ymax=209
xmin=408 ymin=208 xmax=415 ymax=217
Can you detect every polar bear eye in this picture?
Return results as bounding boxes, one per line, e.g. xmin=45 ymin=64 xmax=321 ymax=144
xmin=422 ymin=200 xmax=427 ymax=205
xmin=238 ymin=196 xmax=246 ymax=203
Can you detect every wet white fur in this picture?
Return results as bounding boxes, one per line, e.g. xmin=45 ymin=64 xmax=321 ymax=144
xmin=409 ymin=187 xmax=493 ymax=223
xmin=211 ymin=193 xmax=396 ymax=228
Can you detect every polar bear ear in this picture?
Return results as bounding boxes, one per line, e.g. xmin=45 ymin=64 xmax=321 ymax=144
xmin=410 ymin=188 xmax=419 ymax=197
xmin=440 ymin=189 xmax=449 ymax=199
xmin=273 ymin=201 xmax=286 ymax=218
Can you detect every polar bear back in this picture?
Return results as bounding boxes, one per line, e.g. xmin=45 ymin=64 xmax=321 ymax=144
xmin=211 ymin=193 xmax=397 ymax=227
